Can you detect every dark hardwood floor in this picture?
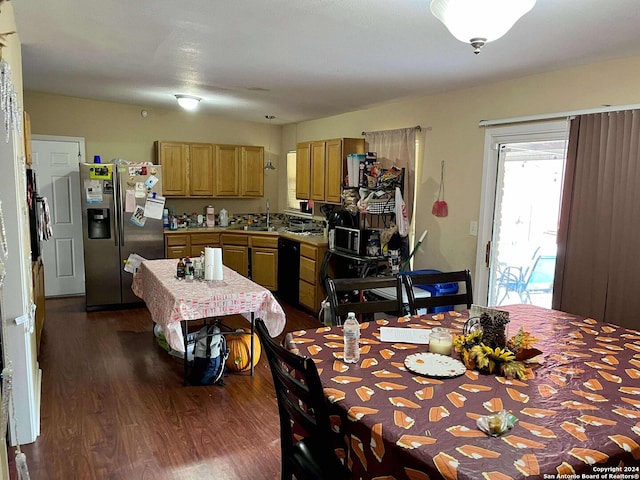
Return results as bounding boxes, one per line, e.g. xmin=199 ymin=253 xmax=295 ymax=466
xmin=8 ymin=295 xmax=321 ymax=480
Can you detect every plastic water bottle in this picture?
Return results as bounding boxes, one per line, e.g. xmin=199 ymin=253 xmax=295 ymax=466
xmin=343 ymin=312 xmax=360 ymax=363
xmin=162 ymin=208 xmax=169 ymax=228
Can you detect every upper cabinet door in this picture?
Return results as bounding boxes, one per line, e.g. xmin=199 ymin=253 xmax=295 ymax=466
xmin=241 ymin=146 xmax=264 ymax=197
xmin=296 ymin=142 xmax=311 ymax=200
xmin=214 ymin=145 xmax=240 ymax=196
xmin=157 ymin=142 xmax=188 ymax=196
xmin=325 ymin=139 xmax=343 ymax=204
xmin=310 ymin=141 xmax=326 ymax=201
xmin=189 ymin=143 xmax=214 ymax=196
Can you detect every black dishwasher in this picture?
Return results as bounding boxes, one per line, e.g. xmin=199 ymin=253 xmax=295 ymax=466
xmin=277 ymin=237 xmax=300 ymax=306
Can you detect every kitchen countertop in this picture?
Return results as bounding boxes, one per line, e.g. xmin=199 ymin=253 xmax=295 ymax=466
xmin=164 ymin=226 xmax=328 ymax=246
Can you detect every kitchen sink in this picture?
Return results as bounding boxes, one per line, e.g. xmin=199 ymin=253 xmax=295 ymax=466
xmin=227 ymin=224 xmax=279 ymax=232
xmin=244 ymin=225 xmax=278 ymax=232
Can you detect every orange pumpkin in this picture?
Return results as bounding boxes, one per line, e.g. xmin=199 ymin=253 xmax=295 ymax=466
xmin=225 ymin=329 xmax=262 ymax=372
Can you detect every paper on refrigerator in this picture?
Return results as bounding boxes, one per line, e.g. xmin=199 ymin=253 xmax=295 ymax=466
xmin=84 ymin=179 xmax=103 ymax=204
xmin=124 ymin=253 xmax=147 ymax=274
xmin=143 ymin=194 xmax=165 ymax=219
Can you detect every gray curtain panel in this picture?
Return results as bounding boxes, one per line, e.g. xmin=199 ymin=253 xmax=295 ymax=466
xmin=554 ymin=110 xmax=640 ymax=329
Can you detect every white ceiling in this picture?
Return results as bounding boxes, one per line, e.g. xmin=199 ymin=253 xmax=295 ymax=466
xmin=13 ymin=0 xmax=640 ymax=125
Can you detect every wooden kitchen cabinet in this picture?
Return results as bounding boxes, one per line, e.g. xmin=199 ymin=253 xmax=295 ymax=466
xmin=214 ymin=145 xmax=240 ymax=196
xmin=221 ymin=232 xmax=278 ymax=289
xmin=189 ymin=232 xmax=220 ymax=257
xmin=250 ymin=235 xmax=278 ymax=291
xmin=298 ymin=242 xmax=328 ymax=312
xmin=296 ymin=138 xmax=365 ymax=204
xmin=157 ymin=141 xmax=262 ymax=198
xmin=325 ymin=139 xmax=345 ymax=203
xmin=221 ymin=233 xmax=249 ymax=277
xmin=296 ymin=142 xmax=311 ymax=199
xmin=32 ymin=257 xmax=45 ymax=355
xmin=214 ymin=145 xmax=264 ymax=197
xmin=241 ymin=146 xmax=264 ymax=197
xmin=165 ymin=233 xmax=189 ymax=259
xmin=310 ymin=141 xmax=326 ymax=202
xmin=156 ymin=142 xmax=189 ymax=196
xmin=189 ymin=143 xmax=215 ymax=196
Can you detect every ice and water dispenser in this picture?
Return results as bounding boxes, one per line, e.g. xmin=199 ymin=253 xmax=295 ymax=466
xmin=87 ymin=208 xmax=111 ymax=239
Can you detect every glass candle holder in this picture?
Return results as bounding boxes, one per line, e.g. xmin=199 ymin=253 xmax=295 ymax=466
xmin=429 ymin=327 xmax=453 ymax=355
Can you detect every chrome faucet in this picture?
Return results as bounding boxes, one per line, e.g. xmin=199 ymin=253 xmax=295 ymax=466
xmin=266 ymin=199 xmax=270 ymax=230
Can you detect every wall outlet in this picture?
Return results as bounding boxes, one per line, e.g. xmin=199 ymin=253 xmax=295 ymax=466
xmin=469 ymin=221 xmax=478 ymax=236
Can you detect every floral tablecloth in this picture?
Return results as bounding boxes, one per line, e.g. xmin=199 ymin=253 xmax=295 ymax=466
xmin=132 ymin=258 xmax=286 ymax=352
xmin=287 ymin=304 xmax=640 ymax=479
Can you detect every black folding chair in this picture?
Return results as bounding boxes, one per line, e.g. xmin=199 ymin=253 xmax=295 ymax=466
xmin=255 ymin=318 xmax=348 ymax=480
xmin=326 ymin=275 xmax=404 ymax=325
xmin=401 ymin=269 xmax=473 ymax=315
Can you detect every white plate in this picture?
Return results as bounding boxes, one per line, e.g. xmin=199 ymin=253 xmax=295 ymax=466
xmin=404 ymin=352 xmax=467 ymax=378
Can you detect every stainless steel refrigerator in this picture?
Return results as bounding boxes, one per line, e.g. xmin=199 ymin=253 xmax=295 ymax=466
xmin=80 ymin=163 xmax=164 ymax=310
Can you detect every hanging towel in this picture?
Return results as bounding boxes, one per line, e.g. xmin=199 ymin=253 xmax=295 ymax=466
xmin=432 ymin=160 xmax=448 ymax=217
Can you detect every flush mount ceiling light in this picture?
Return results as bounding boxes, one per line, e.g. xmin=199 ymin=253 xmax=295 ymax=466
xmin=175 ymin=94 xmax=201 ymax=111
xmin=264 ymin=115 xmax=276 ymax=170
xmin=430 ymin=0 xmax=536 ymax=54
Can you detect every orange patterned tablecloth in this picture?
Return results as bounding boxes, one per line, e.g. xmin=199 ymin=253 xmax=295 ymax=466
xmin=287 ymin=304 xmax=640 ymax=479
xmin=132 ymin=258 xmax=286 ymax=351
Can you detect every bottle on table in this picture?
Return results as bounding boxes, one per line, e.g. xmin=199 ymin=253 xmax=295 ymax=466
xmin=343 ymin=312 xmax=360 ymax=363
xmin=176 ymin=258 xmax=186 ymax=279
xmin=184 ymin=257 xmax=193 ymax=281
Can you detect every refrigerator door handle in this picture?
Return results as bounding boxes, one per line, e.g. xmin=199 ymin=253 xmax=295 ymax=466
xmin=116 ymin=172 xmax=125 ymax=246
xmin=112 ymin=178 xmax=120 ymax=247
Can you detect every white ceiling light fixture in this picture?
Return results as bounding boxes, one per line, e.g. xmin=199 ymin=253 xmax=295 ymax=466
xmin=175 ymin=94 xmax=201 ymax=111
xmin=430 ymin=0 xmax=536 ymax=54
xmin=264 ymin=115 xmax=276 ymax=170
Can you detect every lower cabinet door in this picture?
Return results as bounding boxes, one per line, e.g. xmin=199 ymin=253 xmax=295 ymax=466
xmin=251 ymin=247 xmax=277 ymax=290
xmin=166 ymin=245 xmax=188 ymax=259
xmin=299 ymin=280 xmax=316 ymax=311
xmin=222 ymin=245 xmax=249 ymax=277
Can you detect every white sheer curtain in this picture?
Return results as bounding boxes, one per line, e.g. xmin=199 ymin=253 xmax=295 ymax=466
xmin=363 ymin=127 xmax=416 ymax=223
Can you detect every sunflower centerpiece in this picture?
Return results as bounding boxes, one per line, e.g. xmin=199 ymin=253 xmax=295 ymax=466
xmin=453 ymin=312 xmax=540 ymax=380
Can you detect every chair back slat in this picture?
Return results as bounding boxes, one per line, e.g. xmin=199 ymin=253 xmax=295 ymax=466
xmin=326 ymin=275 xmax=404 ymax=324
xmin=401 ymin=269 xmax=473 ymax=315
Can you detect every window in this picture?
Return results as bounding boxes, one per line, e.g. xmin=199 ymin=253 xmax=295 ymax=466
xmin=286 ymin=151 xmax=298 ymax=210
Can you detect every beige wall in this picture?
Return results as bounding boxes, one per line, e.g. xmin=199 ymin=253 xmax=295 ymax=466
xmin=26 ymin=56 xmax=640 ymax=277
xmin=23 ymin=92 xmax=284 ymax=218
xmin=284 ymin=55 xmax=640 ymax=275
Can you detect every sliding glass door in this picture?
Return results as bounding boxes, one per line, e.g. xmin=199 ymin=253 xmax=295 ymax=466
xmin=475 ymin=121 xmax=569 ymax=307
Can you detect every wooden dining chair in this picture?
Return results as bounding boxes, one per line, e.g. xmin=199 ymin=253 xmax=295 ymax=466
xmin=255 ymin=318 xmax=349 ymax=480
xmin=326 ymin=275 xmax=404 ymax=325
xmin=401 ymin=269 xmax=473 ymax=315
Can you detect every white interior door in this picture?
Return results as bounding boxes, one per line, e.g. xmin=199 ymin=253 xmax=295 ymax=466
xmin=31 ymin=137 xmax=86 ymax=296
xmin=475 ymin=121 xmax=568 ymax=307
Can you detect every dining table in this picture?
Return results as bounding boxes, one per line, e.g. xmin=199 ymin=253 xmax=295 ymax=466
xmin=285 ymin=304 xmax=640 ymax=479
xmin=131 ymin=258 xmax=286 ymax=381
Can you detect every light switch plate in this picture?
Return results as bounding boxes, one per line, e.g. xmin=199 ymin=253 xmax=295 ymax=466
xmin=469 ymin=221 xmax=478 ymax=236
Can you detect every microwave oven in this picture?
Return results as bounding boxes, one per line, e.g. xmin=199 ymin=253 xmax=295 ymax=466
xmin=334 ymin=226 xmax=380 ymax=256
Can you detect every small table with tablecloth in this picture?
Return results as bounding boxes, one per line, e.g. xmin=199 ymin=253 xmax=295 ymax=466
xmin=132 ymin=258 xmax=286 ymax=381
xmin=286 ymin=304 xmax=640 ymax=478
